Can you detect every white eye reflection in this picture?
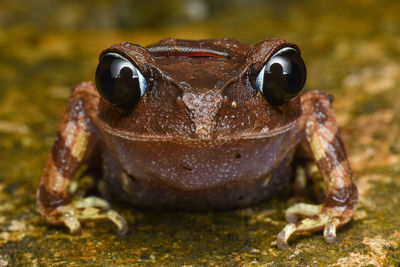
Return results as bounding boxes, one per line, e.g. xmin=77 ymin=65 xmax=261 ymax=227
xmin=106 ymin=52 xmax=147 ymax=97
xmin=255 ymin=48 xmax=298 ymax=93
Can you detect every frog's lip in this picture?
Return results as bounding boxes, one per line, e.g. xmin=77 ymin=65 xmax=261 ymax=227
xmin=100 ymin=119 xmax=298 ymax=142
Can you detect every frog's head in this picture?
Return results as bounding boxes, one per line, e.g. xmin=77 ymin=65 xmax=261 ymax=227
xmin=95 ymin=38 xmax=306 ymax=140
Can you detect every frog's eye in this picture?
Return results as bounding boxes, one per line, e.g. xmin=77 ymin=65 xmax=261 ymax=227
xmin=255 ymin=47 xmax=306 ymax=105
xmin=95 ymin=53 xmax=147 ymax=109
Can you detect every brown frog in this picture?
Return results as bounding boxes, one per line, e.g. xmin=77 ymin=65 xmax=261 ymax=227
xmin=37 ymin=38 xmax=358 ymax=248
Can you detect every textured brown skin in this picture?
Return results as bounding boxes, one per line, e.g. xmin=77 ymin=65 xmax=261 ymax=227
xmin=37 ymin=38 xmax=357 ymax=239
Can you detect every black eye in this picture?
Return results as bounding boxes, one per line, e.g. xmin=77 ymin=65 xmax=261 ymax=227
xmin=95 ymin=52 xmax=147 ymax=109
xmin=255 ymin=47 xmax=306 ymax=105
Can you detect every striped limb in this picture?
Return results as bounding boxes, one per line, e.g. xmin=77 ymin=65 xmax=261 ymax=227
xmin=277 ymin=91 xmax=358 ymax=249
xmin=37 ymin=82 xmax=127 ymax=235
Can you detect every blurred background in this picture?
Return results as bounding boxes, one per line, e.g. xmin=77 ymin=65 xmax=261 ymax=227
xmin=0 ymin=0 xmax=399 ymax=265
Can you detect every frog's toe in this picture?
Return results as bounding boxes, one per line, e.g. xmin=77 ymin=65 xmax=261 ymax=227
xmin=285 ymin=203 xmax=322 ymax=222
xmin=276 ymin=223 xmax=296 ymax=249
xmin=74 ymin=196 xmax=111 ymax=210
xmin=277 ymin=213 xmax=343 ymax=249
xmin=323 ymin=218 xmax=340 ymax=243
xmin=106 ymin=209 xmax=128 ymax=235
xmin=277 ymin=215 xmax=328 ymax=249
xmin=63 ymin=214 xmax=82 ymax=235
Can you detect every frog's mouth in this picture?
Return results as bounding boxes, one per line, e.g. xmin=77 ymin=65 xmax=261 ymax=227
xmin=100 ymin=118 xmax=299 ymax=142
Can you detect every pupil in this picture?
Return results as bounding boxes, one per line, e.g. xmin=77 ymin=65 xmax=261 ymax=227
xmin=287 ymin=63 xmax=302 ymax=93
xmin=100 ymin=69 xmax=114 ymax=96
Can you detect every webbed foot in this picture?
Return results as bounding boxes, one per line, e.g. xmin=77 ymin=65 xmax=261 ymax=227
xmin=48 ymin=197 xmax=128 ymax=235
xmin=277 ymin=203 xmax=348 ymax=249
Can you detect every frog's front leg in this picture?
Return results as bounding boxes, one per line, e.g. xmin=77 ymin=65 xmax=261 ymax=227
xmin=277 ymin=90 xmax=358 ymax=249
xmin=37 ymin=82 xmax=127 ymax=235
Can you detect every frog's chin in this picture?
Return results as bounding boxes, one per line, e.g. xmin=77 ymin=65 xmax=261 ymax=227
xmin=100 ymin=119 xmax=298 ymax=142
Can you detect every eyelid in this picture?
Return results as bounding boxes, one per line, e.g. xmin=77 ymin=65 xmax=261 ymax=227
xmin=103 ymin=52 xmax=129 ymax=61
xmin=270 ymin=47 xmax=299 ymax=58
xmin=255 ymin=47 xmax=299 ymax=78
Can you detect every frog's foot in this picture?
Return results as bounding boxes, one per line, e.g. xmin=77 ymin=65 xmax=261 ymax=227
xmin=277 ymin=203 xmax=348 ymax=249
xmin=49 ymin=196 xmax=128 ymax=235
